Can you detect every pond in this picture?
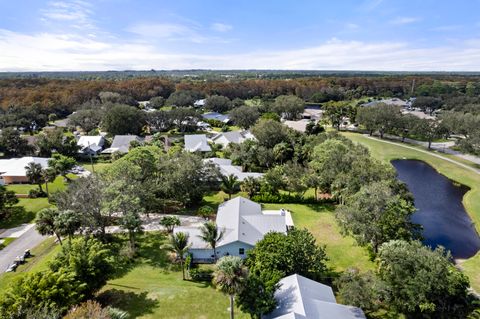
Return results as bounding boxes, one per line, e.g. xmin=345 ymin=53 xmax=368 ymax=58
xmin=391 ymin=159 xmax=480 ymax=259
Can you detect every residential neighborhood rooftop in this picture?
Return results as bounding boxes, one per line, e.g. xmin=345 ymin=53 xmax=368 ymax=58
xmin=184 ymin=134 xmax=212 ymax=152
xmin=102 ymin=135 xmax=142 ymax=154
xmin=265 ymin=274 xmax=366 ymax=319
xmin=204 ymin=158 xmax=263 ymax=181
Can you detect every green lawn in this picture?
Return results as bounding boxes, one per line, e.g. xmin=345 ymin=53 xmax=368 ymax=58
xmin=6 ymin=175 xmax=74 ymax=195
xmin=262 ymin=203 xmax=374 ymax=272
xmin=0 ymin=237 xmax=16 ymax=250
xmin=81 ymin=162 xmax=113 ymax=173
xmin=342 ymin=132 xmax=480 ymax=291
xmin=100 ymin=233 xmax=249 ymax=319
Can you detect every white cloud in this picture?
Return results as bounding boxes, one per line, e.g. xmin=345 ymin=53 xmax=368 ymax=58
xmin=1 ymin=29 xmax=480 ymax=71
xmin=211 ymin=23 xmax=232 ymax=32
xmin=41 ymin=0 xmax=95 ymax=30
xmin=391 ymin=17 xmax=420 ymax=25
xmin=345 ymin=23 xmax=359 ymax=30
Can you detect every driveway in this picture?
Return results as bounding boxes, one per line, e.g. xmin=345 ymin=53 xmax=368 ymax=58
xmin=0 ymin=225 xmax=46 ymax=272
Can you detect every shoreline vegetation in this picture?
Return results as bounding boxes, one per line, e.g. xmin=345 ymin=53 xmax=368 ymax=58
xmin=342 ymin=131 xmax=480 ymax=291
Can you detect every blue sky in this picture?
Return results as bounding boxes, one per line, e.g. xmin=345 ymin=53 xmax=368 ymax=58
xmin=1 ymin=0 xmax=480 ymax=71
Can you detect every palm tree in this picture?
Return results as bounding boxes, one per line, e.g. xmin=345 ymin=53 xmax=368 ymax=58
xmin=213 ymin=256 xmax=248 ymax=319
xmin=198 ymin=221 xmax=224 ymax=262
xmin=240 ymin=177 xmax=261 ymax=198
xmin=42 ymin=167 xmax=57 ymax=200
xmin=25 ymin=162 xmax=44 ymax=192
xmin=163 ymin=232 xmax=190 ymax=280
xmin=221 ymin=174 xmax=239 ymax=200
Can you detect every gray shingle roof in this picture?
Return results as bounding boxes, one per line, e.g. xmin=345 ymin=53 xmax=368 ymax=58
xmin=102 ymin=135 xmax=142 ymax=154
xmin=184 ymin=134 xmax=212 ymax=152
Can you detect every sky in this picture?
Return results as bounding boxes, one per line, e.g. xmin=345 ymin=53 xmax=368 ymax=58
xmin=1 ymin=0 xmax=480 ymax=71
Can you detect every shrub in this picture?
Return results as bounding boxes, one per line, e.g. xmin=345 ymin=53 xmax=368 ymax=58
xmin=252 ymin=192 xmax=334 ymax=204
xmin=29 ymin=188 xmax=47 ymax=198
xmin=197 ymin=205 xmax=215 ymax=219
xmin=189 ymin=267 xmax=214 ymax=282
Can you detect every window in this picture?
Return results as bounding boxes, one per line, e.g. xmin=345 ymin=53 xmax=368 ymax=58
xmin=239 ymin=248 xmax=245 ymax=255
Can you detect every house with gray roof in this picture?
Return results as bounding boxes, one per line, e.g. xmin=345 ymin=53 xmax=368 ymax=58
xmin=77 ymin=135 xmax=105 ymax=155
xmin=184 ymin=134 xmax=212 ymax=152
xmin=210 ymin=130 xmax=255 ymax=148
xmin=264 ymin=274 xmax=365 ymax=319
xmin=175 ymin=197 xmax=293 ymax=263
xmin=204 ymin=158 xmax=263 ymax=181
xmin=102 ymin=135 xmax=143 ymax=154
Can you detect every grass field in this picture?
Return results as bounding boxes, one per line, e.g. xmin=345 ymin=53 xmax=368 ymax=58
xmin=0 ymin=237 xmax=16 ymax=250
xmin=100 ymin=233 xmax=249 ymax=319
xmin=262 ymin=203 xmax=373 ymax=272
xmin=342 ymin=132 xmax=480 ymax=291
xmin=6 ymin=175 xmax=75 ymax=195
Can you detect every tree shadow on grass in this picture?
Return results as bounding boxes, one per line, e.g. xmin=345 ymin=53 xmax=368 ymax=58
xmin=137 ymin=232 xmax=170 ymax=268
xmin=304 ymin=202 xmax=336 ymax=213
xmin=0 ymin=207 xmax=35 ymax=229
xmin=97 ymin=288 xmax=159 ymax=318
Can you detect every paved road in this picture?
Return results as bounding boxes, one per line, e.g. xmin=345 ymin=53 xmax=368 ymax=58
xmin=0 ymin=226 xmax=46 ymax=272
xmin=365 ymin=135 xmax=480 ymax=176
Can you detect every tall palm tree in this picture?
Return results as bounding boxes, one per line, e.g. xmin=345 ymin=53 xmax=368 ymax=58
xmin=240 ymin=177 xmax=261 ymax=198
xmin=198 ymin=221 xmax=224 ymax=262
xmin=42 ymin=167 xmax=57 ymax=200
xmin=221 ymin=174 xmax=239 ymax=200
xmin=25 ymin=162 xmax=44 ymax=192
xmin=163 ymin=232 xmax=190 ymax=280
xmin=213 ymin=256 xmax=248 ymax=319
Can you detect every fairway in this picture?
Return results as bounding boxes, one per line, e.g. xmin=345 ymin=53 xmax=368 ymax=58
xmin=342 ymin=132 xmax=480 ymax=291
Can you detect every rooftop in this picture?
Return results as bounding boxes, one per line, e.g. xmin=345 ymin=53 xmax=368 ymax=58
xmin=265 ymin=274 xmax=366 ymax=319
xmin=184 ymin=134 xmax=212 ymax=152
xmin=0 ymin=157 xmax=50 ymax=177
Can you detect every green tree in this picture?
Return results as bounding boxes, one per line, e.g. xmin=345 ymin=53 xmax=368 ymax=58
xmin=48 ymin=153 xmax=76 ymax=181
xmin=0 ymin=269 xmax=84 ymax=317
xmin=55 ymin=175 xmax=108 ymax=239
xmin=335 ymin=268 xmax=383 ymax=313
xmin=102 ymin=104 xmax=145 ymax=135
xmin=336 ymin=181 xmax=419 ymax=253
xmin=42 ymin=167 xmax=57 ymax=200
xmin=35 ymin=128 xmax=80 ymax=157
xmin=323 ymin=101 xmax=352 ymax=130
xmin=221 ymin=174 xmax=240 ymax=199
xmin=213 ymin=256 xmax=248 ymax=319
xmin=54 ymin=209 xmax=81 ymax=241
xmin=25 ymin=162 xmax=45 ymax=192
xmin=272 ymin=95 xmax=304 ymax=120
xmin=49 ymin=236 xmax=114 ymax=297
xmin=36 ymin=207 xmax=64 ymax=245
xmin=198 ymin=221 xmax=225 ymax=262
xmin=68 ymin=108 xmax=103 ymax=133
xmin=251 ymin=119 xmax=290 ymax=148
xmin=240 ymin=176 xmax=261 ymax=198
xmin=411 ymin=118 xmax=445 ymax=149
xmin=0 ymin=185 xmax=19 ymax=220
xmin=229 ymin=105 xmax=260 ymax=129
xmin=237 ymin=272 xmax=279 ymax=319
xmin=378 ymin=240 xmax=470 ymax=317
xmin=159 ymin=215 xmax=181 ymax=233
xmin=149 ymin=96 xmax=165 ymax=109
xmin=163 ymin=232 xmax=191 ymax=280
xmin=205 ymin=95 xmax=232 ymax=113
xmin=166 ymin=90 xmax=203 ymax=107
xmin=246 ymin=229 xmax=328 ymax=282
xmin=0 ymin=127 xmax=30 ymax=156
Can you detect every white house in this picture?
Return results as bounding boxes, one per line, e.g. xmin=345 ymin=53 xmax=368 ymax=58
xmin=176 ymin=197 xmax=293 ymax=262
xmin=204 ymin=158 xmax=263 ymax=181
xmin=77 ymin=136 xmax=105 ymax=155
xmin=210 ymin=130 xmax=255 ymax=148
xmin=102 ymin=135 xmax=143 ymax=154
xmin=264 ymin=274 xmax=366 ymax=319
xmin=194 ymin=99 xmax=206 ymax=107
xmin=184 ymin=134 xmax=212 ymax=152
xmin=0 ymin=157 xmax=50 ymax=185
